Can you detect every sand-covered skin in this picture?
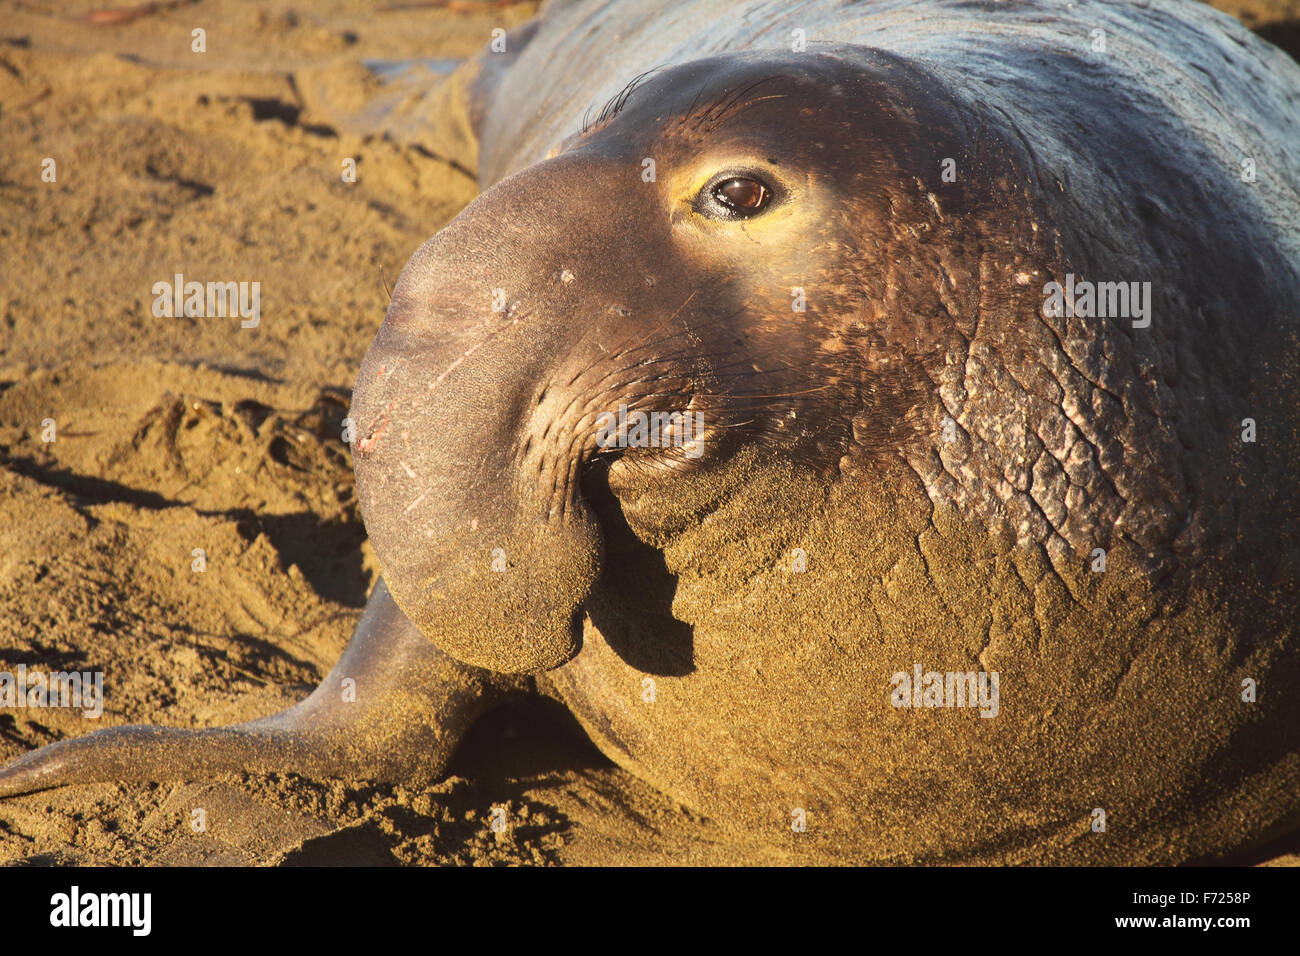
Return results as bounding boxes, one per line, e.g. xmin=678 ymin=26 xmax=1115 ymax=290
xmin=1 ymin=0 xmax=1298 ymax=866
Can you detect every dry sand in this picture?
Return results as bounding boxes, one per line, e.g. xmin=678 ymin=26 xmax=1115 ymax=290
xmin=0 ymin=0 xmax=1297 ymax=865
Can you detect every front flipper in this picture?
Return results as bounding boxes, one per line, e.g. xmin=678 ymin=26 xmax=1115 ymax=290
xmin=0 ymin=579 xmax=507 ymax=798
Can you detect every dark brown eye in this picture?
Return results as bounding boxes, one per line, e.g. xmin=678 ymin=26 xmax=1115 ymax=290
xmin=713 ymin=177 xmax=771 ymax=214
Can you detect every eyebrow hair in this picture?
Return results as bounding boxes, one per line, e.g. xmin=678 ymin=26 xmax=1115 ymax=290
xmin=577 ymin=69 xmax=789 ymax=142
xmin=672 ymin=75 xmax=786 ymax=135
xmin=580 ymin=68 xmax=664 ymax=134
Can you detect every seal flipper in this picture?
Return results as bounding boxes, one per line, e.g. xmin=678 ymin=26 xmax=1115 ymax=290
xmin=0 ymin=579 xmax=505 ymax=798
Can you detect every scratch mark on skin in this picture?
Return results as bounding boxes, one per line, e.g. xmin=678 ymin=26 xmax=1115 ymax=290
xmin=356 ymin=404 xmax=392 ymax=457
xmin=666 ymin=289 xmax=699 ymax=324
xmin=405 ymin=491 xmax=429 ymax=513
xmin=399 ymin=460 xmax=418 ymax=478
xmin=376 ymin=356 xmax=406 ymax=389
xmin=430 ymin=313 xmax=527 ymax=392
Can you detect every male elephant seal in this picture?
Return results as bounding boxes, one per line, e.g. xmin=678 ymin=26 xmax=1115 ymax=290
xmin=3 ymin=0 xmax=1298 ymax=865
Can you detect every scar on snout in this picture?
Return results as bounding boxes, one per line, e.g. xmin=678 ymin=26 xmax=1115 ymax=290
xmin=429 ymin=314 xmax=525 ymax=391
xmin=375 ymin=356 xmax=406 ymax=384
xmin=355 ymin=404 xmax=392 ymax=456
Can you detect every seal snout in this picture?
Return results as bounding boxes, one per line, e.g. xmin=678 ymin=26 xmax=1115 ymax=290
xmin=350 ymin=318 xmax=604 ymax=672
xmin=349 ymin=170 xmax=634 ymax=673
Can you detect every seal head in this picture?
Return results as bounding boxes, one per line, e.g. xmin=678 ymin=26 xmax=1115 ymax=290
xmin=350 ymin=49 xmax=975 ymax=672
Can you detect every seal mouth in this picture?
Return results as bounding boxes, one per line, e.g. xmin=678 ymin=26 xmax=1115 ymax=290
xmin=350 ymin=299 xmax=745 ymax=674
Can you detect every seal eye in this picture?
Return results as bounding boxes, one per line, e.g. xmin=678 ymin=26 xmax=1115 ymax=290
xmin=712 ymin=177 xmax=771 ymax=216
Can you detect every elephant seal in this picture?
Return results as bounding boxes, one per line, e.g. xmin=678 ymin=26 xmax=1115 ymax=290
xmin=3 ymin=0 xmax=1299 ymax=865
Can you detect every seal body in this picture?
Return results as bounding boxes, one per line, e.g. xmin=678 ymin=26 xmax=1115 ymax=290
xmin=371 ymin=0 xmax=1297 ymax=863
xmin=3 ymin=0 xmax=1298 ymax=866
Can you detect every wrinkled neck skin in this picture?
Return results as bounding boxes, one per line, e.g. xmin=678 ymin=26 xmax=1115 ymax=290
xmin=351 ymin=20 xmax=1300 ymax=862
